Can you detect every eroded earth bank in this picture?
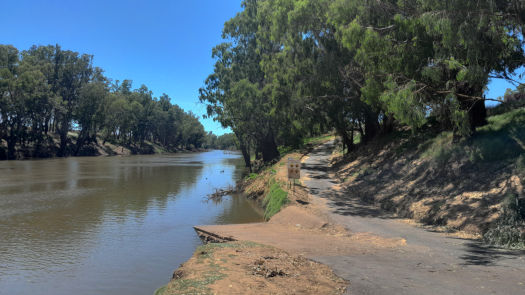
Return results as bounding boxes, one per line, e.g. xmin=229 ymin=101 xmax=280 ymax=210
xmin=158 ymin=140 xmax=525 ymax=295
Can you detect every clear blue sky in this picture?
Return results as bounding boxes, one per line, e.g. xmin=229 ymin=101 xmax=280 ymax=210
xmin=0 ymin=0 xmax=518 ymax=135
xmin=0 ymin=0 xmax=243 ymax=135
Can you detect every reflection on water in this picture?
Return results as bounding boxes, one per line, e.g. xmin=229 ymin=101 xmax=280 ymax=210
xmin=0 ymin=151 xmax=263 ymax=295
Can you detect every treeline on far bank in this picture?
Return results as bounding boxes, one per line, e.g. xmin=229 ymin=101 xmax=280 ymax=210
xmin=200 ymin=0 xmax=525 ymax=171
xmin=0 ymin=44 xmax=229 ymax=160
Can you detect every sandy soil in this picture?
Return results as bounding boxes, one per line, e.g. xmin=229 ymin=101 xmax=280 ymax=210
xmin=159 ymin=241 xmax=346 ymax=295
xmin=195 ymin=206 xmax=406 ymax=257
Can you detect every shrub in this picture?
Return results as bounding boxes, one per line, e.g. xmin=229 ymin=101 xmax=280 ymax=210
xmin=483 ymin=194 xmax=525 ymax=249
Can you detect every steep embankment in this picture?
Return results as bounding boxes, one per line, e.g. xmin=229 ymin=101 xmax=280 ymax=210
xmin=332 ymin=108 xmax=525 ymax=247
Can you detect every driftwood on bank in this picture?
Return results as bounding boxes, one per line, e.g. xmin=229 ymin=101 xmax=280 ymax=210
xmin=205 ymin=186 xmax=237 ymax=203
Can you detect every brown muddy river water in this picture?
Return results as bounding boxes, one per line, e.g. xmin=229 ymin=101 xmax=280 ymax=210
xmin=0 ymin=151 xmax=263 ymax=295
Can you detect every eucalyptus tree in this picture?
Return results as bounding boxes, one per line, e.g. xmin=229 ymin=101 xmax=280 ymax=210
xmin=328 ymin=0 xmax=525 ymax=134
xmin=0 ymin=45 xmax=24 ymax=159
xmin=258 ymin=0 xmax=385 ymax=152
xmin=200 ymin=0 xmax=282 ymax=168
xmin=23 ymin=45 xmax=94 ymax=155
xmin=1 ymin=44 xmax=209 ymax=159
xmin=74 ymin=78 xmax=107 ymax=155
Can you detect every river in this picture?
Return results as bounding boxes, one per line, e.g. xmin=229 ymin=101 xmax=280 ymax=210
xmin=0 ymin=151 xmax=263 ymax=295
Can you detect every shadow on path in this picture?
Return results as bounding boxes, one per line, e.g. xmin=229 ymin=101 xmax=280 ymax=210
xmin=301 ymin=140 xmax=525 ymax=295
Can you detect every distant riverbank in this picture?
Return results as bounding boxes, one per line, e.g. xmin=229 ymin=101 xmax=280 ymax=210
xmin=0 ymin=134 xmax=212 ymax=161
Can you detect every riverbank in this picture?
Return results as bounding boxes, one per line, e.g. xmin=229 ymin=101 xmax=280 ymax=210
xmin=157 ymin=146 xmax=359 ymax=294
xmin=0 ymin=133 xmax=208 ymax=160
xmin=156 ymin=137 xmax=403 ymax=294
xmin=158 ymin=108 xmax=525 ymax=294
xmin=160 ymin=137 xmax=524 ymax=295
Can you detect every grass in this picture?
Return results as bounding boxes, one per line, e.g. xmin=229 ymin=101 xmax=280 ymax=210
xmin=246 ymin=173 xmax=258 ymax=180
xmin=517 ymin=154 xmax=525 ymax=174
xmin=154 ymin=286 xmax=167 ymax=295
xmin=303 ymin=134 xmax=335 ymax=145
xmin=333 ymin=133 xmax=362 ymax=155
xmin=249 ymin=134 xmax=333 ymax=220
xmin=420 ymin=108 xmax=525 ymax=166
xmin=263 ymin=179 xmax=289 ymax=220
xmin=165 ymin=269 xmax=226 ymax=295
xmin=278 ymin=145 xmax=294 ymax=155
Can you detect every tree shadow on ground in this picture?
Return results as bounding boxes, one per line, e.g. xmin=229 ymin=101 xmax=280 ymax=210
xmin=459 ymin=240 xmax=525 ymax=266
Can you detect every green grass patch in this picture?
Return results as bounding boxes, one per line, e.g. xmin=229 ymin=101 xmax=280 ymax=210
xmin=420 ymin=108 xmax=525 ymax=166
xmin=517 ymin=154 xmax=525 ymax=174
xmin=196 ymin=241 xmax=262 ymax=252
xmin=263 ymin=180 xmax=289 ymax=220
xmin=166 ymin=270 xmax=226 ymax=295
xmin=246 ymin=173 xmax=258 ymax=180
xmin=278 ymin=145 xmax=294 ymax=155
xmin=303 ymin=134 xmax=334 ymax=145
xmin=153 ymin=285 xmax=167 ymax=295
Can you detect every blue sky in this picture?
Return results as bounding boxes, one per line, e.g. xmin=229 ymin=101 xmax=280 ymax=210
xmin=0 ymin=0 xmax=518 ymax=135
xmin=0 ymin=0 xmax=243 ymax=135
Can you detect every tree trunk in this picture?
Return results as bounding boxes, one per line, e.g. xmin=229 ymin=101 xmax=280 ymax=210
xmin=255 ymin=144 xmax=263 ymax=160
xmin=457 ymin=83 xmax=487 ymax=133
xmin=74 ymin=130 xmax=87 ymax=156
xmin=362 ymin=111 xmax=379 ymax=144
xmin=261 ymin=130 xmax=280 ymax=163
xmin=381 ymin=114 xmax=395 ymax=134
xmin=459 ymin=98 xmax=487 ymax=132
xmin=238 ymin=138 xmax=252 ymax=172
xmin=335 ymin=124 xmax=353 ymax=154
xmin=57 ymin=119 xmax=69 ymax=157
xmin=6 ymin=137 xmax=16 ymax=160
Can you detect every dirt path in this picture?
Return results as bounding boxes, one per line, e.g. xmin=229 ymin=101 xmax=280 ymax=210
xmin=303 ymin=141 xmax=525 ymax=295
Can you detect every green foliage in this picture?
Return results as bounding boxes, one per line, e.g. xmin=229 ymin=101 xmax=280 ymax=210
xmin=203 ymin=133 xmax=238 ymax=150
xmin=199 ymin=0 xmax=525 ymax=170
xmin=0 ymin=44 xmax=207 ymax=159
xmin=380 ymin=79 xmax=426 ymax=131
xmin=263 ymin=180 xmax=289 ymax=220
xmin=277 ymin=145 xmax=294 ymax=155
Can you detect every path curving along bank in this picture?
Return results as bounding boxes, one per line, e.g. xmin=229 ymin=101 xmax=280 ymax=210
xmin=303 ymin=140 xmax=525 ymax=295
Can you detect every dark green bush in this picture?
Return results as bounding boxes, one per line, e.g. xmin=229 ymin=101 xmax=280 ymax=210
xmin=483 ymin=194 xmax=525 ymax=249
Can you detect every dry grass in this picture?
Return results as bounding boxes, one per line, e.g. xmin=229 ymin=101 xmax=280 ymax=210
xmin=333 ymin=109 xmax=525 ymax=237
